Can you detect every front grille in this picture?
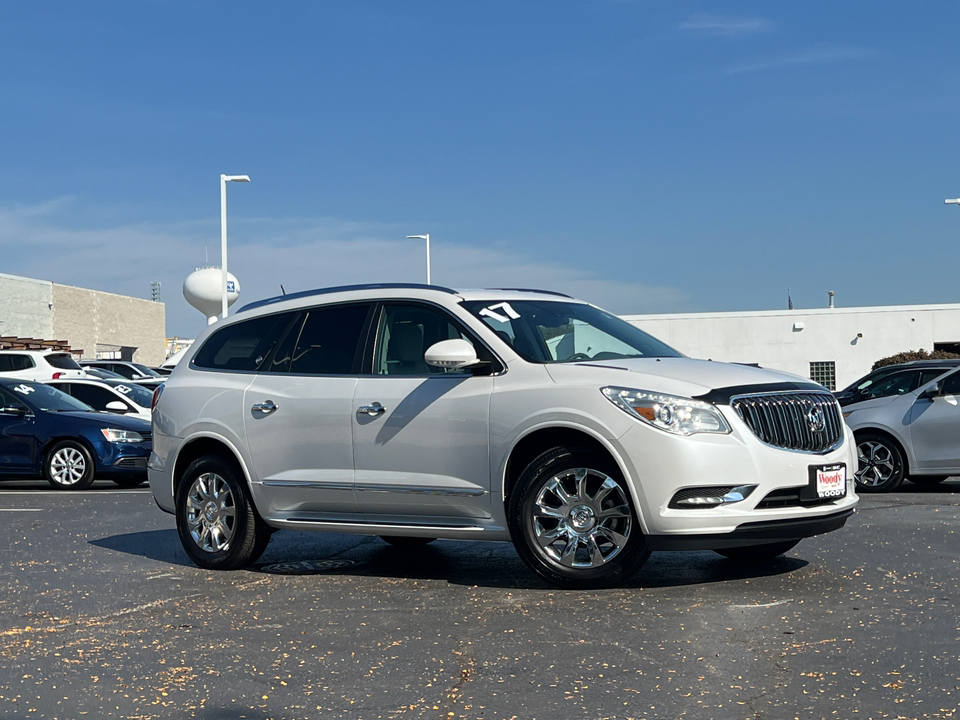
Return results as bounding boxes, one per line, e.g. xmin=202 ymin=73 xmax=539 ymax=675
xmin=731 ymin=391 xmax=843 ymax=454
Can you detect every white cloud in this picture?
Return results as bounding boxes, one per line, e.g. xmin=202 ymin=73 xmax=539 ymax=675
xmin=0 ymin=200 xmax=689 ymax=338
xmin=680 ymin=14 xmax=774 ymax=37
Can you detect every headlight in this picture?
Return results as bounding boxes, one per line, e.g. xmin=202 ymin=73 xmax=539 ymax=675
xmin=101 ymin=428 xmax=144 ymax=443
xmin=602 ymin=387 xmax=731 ymax=436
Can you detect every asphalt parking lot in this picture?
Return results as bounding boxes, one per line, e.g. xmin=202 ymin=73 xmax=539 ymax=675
xmin=1 ymin=480 xmax=958 ymax=720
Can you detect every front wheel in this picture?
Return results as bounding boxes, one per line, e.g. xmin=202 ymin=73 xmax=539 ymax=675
xmin=508 ymin=446 xmax=649 ymax=589
xmin=45 ymin=441 xmax=96 ymax=490
xmin=855 ymin=433 xmax=905 ymax=493
xmin=176 ymin=455 xmax=270 ymax=570
xmin=714 ymin=540 xmax=800 ymax=561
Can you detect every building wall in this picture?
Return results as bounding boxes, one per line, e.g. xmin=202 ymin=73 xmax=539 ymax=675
xmin=0 ymin=273 xmax=55 ymax=340
xmin=623 ymin=304 xmax=960 ymax=390
xmin=51 ymin=283 xmax=166 ymax=366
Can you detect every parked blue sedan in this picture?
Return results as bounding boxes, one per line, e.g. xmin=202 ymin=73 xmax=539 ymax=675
xmin=0 ymin=378 xmax=152 ymax=490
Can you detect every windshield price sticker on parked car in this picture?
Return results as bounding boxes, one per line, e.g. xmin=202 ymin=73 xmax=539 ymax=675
xmin=814 ymin=464 xmax=846 ymax=498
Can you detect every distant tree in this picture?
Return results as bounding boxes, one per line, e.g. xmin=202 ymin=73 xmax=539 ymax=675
xmin=872 ymin=348 xmax=960 ymax=370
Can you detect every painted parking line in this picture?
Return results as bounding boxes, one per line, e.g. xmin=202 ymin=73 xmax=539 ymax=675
xmin=0 ymin=508 xmax=42 ymax=512
xmin=0 ymin=490 xmax=152 ymax=496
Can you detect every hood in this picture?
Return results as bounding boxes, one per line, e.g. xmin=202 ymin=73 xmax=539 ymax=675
xmin=58 ymin=411 xmax=152 ymax=432
xmin=544 ymin=357 xmax=823 ymax=401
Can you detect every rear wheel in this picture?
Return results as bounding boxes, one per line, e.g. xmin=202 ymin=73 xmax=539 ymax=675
xmin=508 ymin=446 xmax=649 ymax=589
xmin=176 ymin=455 xmax=270 ymax=569
xmin=855 ymin=432 xmax=905 ymax=493
xmin=45 ymin=441 xmax=96 ymax=490
xmin=714 ymin=540 xmax=800 ymax=561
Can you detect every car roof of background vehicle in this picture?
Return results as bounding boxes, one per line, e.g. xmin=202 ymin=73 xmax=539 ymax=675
xmin=236 ymin=283 xmax=582 ymax=315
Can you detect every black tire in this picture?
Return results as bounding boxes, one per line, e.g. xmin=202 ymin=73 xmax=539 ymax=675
xmin=508 ymin=446 xmax=649 ymax=589
xmin=110 ymin=475 xmax=146 ymax=488
xmin=855 ymin=432 xmax=906 ymax=493
xmin=909 ymin=475 xmax=948 ymax=487
xmin=379 ymin=536 xmax=436 ymax=547
xmin=714 ymin=540 xmax=800 ymax=561
xmin=45 ymin=441 xmax=96 ymax=490
xmin=175 ymin=455 xmax=270 ymax=570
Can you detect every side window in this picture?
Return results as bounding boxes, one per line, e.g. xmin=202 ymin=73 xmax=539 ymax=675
xmin=920 ymin=369 xmax=951 ymax=387
xmin=940 ymin=371 xmax=960 ymax=396
xmin=374 ymin=304 xmax=475 ymax=376
xmin=0 ymin=387 xmax=29 ymax=412
xmin=193 ymin=312 xmax=295 ymax=372
xmin=108 ymin=364 xmax=136 ymax=379
xmin=0 ymin=355 xmax=34 ymax=372
xmin=863 ymin=371 xmax=917 ymax=399
xmin=71 ymin=384 xmax=130 ymax=412
xmin=286 ymin=304 xmax=372 ymax=375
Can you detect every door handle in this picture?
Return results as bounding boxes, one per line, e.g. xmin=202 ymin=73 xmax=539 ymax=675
xmin=252 ymin=400 xmax=279 ymax=414
xmin=357 ymin=402 xmax=386 ymax=417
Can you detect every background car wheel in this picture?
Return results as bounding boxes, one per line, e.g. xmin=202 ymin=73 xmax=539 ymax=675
xmin=508 ymin=446 xmax=649 ymax=589
xmin=176 ymin=455 xmax=270 ymax=570
xmin=714 ymin=540 xmax=800 ymax=561
xmin=110 ymin=476 xmax=146 ymax=488
xmin=855 ymin=432 xmax=905 ymax=493
xmin=45 ymin=441 xmax=96 ymax=490
xmin=909 ymin=475 xmax=948 ymax=487
xmin=379 ymin=536 xmax=436 ymax=547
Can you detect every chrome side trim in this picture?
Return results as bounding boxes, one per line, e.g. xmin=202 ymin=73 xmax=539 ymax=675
xmin=261 ymin=480 xmax=354 ymax=490
xmin=356 ymin=484 xmax=486 ymax=497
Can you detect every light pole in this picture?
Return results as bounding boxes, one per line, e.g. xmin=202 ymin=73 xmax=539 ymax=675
xmin=221 ymin=174 xmax=250 ymax=319
xmin=946 ymin=198 xmax=960 ymax=206
xmin=406 ymin=234 xmax=431 ymax=285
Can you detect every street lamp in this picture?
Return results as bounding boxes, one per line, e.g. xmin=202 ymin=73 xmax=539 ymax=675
xmin=406 ymin=234 xmax=431 ymax=285
xmin=221 ymin=174 xmax=250 ymax=319
xmin=946 ymin=198 xmax=960 ymax=206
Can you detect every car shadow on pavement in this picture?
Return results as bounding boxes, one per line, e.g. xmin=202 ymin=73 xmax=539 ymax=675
xmin=91 ymin=530 xmax=809 ymax=590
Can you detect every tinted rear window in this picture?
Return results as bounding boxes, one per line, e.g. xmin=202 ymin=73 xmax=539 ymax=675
xmin=193 ymin=313 xmax=295 ymax=372
xmin=46 ymin=353 xmax=83 ymax=370
xmin=286 ymin=304 xmax=372 ymax=375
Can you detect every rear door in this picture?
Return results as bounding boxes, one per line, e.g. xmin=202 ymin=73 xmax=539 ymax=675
xmin=243 ymin=303 xmax=374 ymax=520
xmin=352 ymin=302 xmax=495 ymax=523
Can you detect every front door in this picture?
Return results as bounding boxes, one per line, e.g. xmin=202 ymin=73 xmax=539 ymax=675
xmin=0 ymin=387 xmax=37 ymax=474
xmin=352 ymin=303 xmax=494 ymax=523
xmin=907 ymin=370 xmax=960 ymax=472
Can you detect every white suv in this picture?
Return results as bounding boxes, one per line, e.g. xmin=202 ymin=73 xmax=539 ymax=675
xmin=0 ymin=350 xmax=87 ymax=381
xmin=149 ymin=284 xmax=858 ymax=588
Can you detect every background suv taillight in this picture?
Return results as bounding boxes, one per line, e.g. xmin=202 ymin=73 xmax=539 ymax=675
xmin=152 ymin=384 xmax=164 ymax=412
xmin=52 ymin=372 xmax=64 ymax=379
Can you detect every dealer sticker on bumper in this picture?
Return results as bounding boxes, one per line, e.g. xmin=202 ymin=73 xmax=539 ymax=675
xmin=813 ymin=463 xmax=846 ymax=499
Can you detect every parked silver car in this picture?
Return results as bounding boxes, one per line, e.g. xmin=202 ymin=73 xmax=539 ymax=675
xmin=149 ymin=284 xmax=858 ymax=588
xmin=845 ymin=366 xmax=960 ymax=492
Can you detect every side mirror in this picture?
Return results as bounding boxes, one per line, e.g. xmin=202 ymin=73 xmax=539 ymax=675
xmin=105 ymin=401 xmax=128 ymax=413
xmin=424 ymin=339 xmax=481 ymax=370
xmin=0 ymin=406 xmax=25 ymax=416
xmin=920 ymin=382 xmax=941 ymax=400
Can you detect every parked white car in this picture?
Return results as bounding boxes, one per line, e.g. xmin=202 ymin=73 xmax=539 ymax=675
xmin=149 ymin=284 xmax=858 ymax=588
xmin=45 ymin=378 xmax=153 ymax=422
xmin=0 ymin=350 xmax=86 ymax=381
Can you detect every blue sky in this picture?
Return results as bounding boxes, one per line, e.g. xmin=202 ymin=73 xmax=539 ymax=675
xmin=3 ymin=2 xmax=960 ymax=338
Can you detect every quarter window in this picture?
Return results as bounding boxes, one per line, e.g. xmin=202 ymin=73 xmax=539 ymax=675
xmin=193 ymin=312 xmax=295 ymax=372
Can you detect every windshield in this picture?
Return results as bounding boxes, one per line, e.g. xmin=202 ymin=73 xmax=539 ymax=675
xmin=6 ymin=382 xmax=94 ymax=413
xmin=106 ymin=381 xmax=153 ymax=409
xmin=463 ymin=300 xmax=682 ymax=363
xmin=130 ymin=363 xmax=163 ymax=378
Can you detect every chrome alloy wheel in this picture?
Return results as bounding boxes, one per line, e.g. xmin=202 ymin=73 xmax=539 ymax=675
xmin=49 ymin=446 xmax=88 ymax=486
xmin=856 ymin=440 xmax=896 ymax=487
xmin=532 ymin=467 xmax=633 ymax=569
xmin=185 ymin=472 xmax=237 ymax=553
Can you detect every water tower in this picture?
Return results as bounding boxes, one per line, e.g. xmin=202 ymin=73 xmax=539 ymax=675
xmin=183 ymin=267 xmax=240 ymax=324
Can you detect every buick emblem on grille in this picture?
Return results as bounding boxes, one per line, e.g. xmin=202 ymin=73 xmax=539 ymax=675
xmin=806 ymin=406 xmax=826 ymax=433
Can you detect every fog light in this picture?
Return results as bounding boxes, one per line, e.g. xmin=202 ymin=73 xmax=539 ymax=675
xmin=669 ymin=485 xmax=757 ymax=509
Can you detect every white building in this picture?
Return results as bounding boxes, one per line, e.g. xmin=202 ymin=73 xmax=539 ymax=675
xmin=0 ymin=272 xmax=166 ymax=366
xmin=623 ymin=303 xmax=960 ymax=391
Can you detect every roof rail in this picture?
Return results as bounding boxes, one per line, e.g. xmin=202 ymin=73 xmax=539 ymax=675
xmin=237 ymin=283 xmax=459 ymax=314
xmin=485 ymin=288 xmax=573 ymax=298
